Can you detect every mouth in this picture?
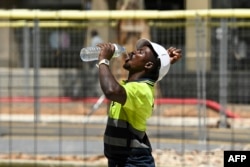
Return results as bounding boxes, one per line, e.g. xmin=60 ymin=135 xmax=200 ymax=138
xmin=125 ymin=53 xmax=133 ymax=63
xmin=123 ymin=53 xmax=134 ymax=69
xmin=125 ymin=52 xmax=134 ymax=62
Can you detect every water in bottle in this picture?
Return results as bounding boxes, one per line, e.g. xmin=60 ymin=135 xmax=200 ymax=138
xmin=80 ymin=44 xmax=126 ymax=62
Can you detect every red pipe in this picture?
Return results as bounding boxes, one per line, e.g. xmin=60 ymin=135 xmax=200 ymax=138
xmin=0 ymin=97 xmax=240 ymax=119
xmin=155 ymin=98 xmax=240 ymax=119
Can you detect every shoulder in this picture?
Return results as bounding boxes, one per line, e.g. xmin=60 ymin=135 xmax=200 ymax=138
xmin=122 ymin=80 xmax=155 ymax=110
xmin=124 ymin=81 xmax=150 ymax=89
xmin=123 ymin=80 xmax=154 ymax=97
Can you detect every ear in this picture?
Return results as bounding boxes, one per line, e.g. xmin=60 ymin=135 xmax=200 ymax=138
xmin=145 ymin=61 xmax=154 ymax=70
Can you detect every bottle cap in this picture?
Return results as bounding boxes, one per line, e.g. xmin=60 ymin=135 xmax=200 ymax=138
xmin=113 ymin=43 xmax=118 ymax=51
xmin=136 ymin=38 xmax=171 ymax=81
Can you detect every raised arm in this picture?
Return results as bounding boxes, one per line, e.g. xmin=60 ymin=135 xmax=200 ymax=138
xmin=97 ymin=43 xmax=126 ymax=105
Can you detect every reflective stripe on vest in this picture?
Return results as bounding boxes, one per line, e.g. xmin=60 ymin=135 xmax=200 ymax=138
xmin=104 ymin=136 xmax=149 ymax=148
xmin=107 ymin=117 xmax=145 ymax=138
xmin=104 ymin=135 xmax=127 ymax=147
xmin=105 ymin=117 xmax=147 ymax=148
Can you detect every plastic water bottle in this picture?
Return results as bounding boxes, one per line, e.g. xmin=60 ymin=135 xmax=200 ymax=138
xmin=80 ymin=44 xmax=126 ymax=62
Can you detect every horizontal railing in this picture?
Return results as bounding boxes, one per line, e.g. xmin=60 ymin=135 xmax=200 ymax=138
xmin=0 ymin=20 xmax=250 ymax=28
xmin=0 ymin=9 xmax=250 ymax=20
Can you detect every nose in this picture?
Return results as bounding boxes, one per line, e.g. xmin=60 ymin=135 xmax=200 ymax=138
xmin=132 ymin=50 xmax=139 ymax=54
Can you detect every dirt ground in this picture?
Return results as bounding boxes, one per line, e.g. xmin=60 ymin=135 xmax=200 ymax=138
xmin=1 ymin=101 xmax=250 ymax=167
xmin=1 ymin=146 xmax=250 ymax=167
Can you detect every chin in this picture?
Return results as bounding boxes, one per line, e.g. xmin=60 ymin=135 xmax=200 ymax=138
xmin=123 ymin=64 xmax=129 ymax=70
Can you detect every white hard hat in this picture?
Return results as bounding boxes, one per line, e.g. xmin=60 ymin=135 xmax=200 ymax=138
xmin=136 ymin=38 xmax=171 ymax=81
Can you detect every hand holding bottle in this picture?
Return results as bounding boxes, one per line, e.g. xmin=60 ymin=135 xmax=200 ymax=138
xmin=80 ymin=43 xmax=126 ymax=62
xmin=97 ymin=43 xmax=116 ymax=61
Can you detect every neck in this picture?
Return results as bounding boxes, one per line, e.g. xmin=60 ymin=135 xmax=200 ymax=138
xmin=127 ymin=72 xmax=146 ymax=82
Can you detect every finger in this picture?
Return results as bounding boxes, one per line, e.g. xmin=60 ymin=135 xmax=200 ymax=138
xmin=170 ymin=56 xmax=179 ymax=64
xmin=173 ymin=52 xmax=182 ymax=57
xmin=97 ymin=43 xmax=105 ymax=49
xmin=168 ymin=46 xmax=176 ymax=50
xmin=168 ymin=47 xmax=176 ymax=53
xmin=167 ymin=47 xmax=174 ymax=52
xmin=173 ymin=49 xmax=182 ymax=53
xmin=173 ymin=55 xmax=182 ymax=60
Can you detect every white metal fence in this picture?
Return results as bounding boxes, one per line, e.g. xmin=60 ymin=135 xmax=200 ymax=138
xmin=0 ymin=9 xmax=250 ymax=167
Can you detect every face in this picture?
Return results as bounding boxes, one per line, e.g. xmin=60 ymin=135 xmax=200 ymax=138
xmin=123 ymin=46 xmax=156 ymax=72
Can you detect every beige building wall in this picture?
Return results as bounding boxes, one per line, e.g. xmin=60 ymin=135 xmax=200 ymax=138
xmin=0 ymin=28 xmax=19 ymax=67
xmin=87 ymin=0 xmax=147 ymax=82
xmin=185 ymin=0 xmax=211 ymax=72
xmin=0 ymin=28 xmax=9 ymax=67
xmin=85 ymin=0 xmax=110 ymax=47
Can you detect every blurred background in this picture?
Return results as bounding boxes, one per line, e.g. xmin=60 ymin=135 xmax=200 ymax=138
xmin=0 ymin=0 xmax=249 ymax=167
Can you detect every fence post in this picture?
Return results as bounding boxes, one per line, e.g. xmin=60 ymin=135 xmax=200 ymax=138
xmin=23 ymin=23 xmax=30 ymax=96
xmin=218 ymin=19 xmax=228 ymax=128
xmin=33 ymin=20 xmax=41 ymax=123
xmin=195 ymin=16 xmax=207 ymax=144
